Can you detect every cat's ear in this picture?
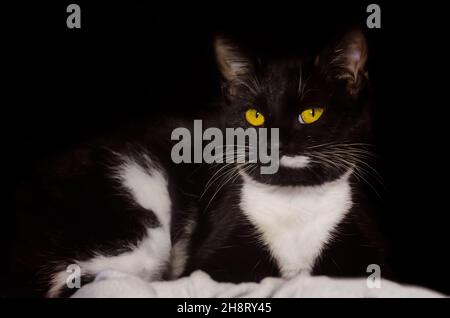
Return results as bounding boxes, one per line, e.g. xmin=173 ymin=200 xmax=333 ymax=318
xmin=315 ymin=29 xmax=368 ymax=95
xmin=214 ymin=36 xmax=253 ymax=82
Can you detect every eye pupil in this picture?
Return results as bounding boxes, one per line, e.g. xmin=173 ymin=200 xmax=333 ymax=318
xmin=255 ymin=112 xmax=260 ymax=118
xmin=311 ymin=109 xmax=315 ymax=117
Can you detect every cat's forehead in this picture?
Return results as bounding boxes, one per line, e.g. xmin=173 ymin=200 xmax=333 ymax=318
xmin=263 ymin=58 xmax=304 ymax=76
xmin=259 ymin=58 xmax=314 ymax=89
xmin=255 ymin=58 xmax=317 ymax=98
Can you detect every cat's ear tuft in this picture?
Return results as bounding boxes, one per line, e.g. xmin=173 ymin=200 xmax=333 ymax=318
xmin=316 ymin=29 xmax=368 ymax=95
xmin=214 ymin=36 xmax=252 ymax=82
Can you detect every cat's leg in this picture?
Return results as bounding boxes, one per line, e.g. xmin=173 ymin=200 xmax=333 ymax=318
xmin=47 ymin=155 xmax=173 ymax=297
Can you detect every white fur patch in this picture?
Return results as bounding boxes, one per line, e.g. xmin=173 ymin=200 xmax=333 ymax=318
xmin=47 ymin=157 xmax=172 ymax=297
xmin=279 ymin=155 xmax=310 ymax=169
xmin=119 ymin=157 xmax=171 ymax=229
xmin=48 ymin=227 xmax=171 ymax=297
xmin=168 ymin=219 xmax=196 ymax=279
xmin=240 ymin=171 xmax=353 ymax=278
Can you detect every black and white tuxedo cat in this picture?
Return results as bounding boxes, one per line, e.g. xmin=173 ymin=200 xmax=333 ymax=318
xmin=8 ymin=29 xmax=389 ymax=297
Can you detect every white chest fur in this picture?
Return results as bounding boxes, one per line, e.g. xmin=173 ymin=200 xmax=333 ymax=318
xmin=240 ymin=172 xmax=353 ymax=278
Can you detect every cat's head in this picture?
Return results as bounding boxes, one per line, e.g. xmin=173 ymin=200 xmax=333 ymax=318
xmin=214 ymin=29 xmax=372 ymax=186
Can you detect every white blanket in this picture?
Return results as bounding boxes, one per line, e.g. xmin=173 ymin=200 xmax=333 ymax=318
xmin=72 ymin=270 xmax=444 ymax=298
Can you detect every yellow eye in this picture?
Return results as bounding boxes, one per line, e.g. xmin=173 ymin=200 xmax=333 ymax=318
xmin=299 ymin=107 xmax=324 ymax=124
xmin=245 ymin=108 xmax=265 ymax=126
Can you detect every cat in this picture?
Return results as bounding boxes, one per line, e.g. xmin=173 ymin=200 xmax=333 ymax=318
xmin=7 ymin=28 xmax=390 ymax=297
xmin=184 ymin=29 xmax=389 ymax=282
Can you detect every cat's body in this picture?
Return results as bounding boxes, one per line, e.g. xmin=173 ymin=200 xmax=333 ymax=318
xmin=186 ymin=171 xmax=387 ymax=283
xmin=8 ymin=29 xmax=390 ymax=297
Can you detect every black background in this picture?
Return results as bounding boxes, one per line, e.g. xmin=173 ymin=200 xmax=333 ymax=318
xmin=5 ymin=1 xmax=449 ymax=295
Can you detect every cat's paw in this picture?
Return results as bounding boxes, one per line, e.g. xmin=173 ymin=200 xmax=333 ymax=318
xmin=72 ymin=271 xmax=157 ymax=298
xmin=94 ymin=269 xmax=135 ymax=281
